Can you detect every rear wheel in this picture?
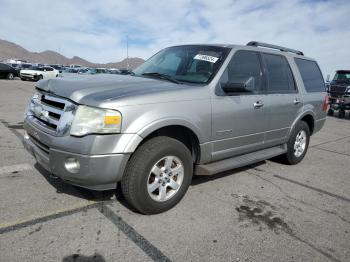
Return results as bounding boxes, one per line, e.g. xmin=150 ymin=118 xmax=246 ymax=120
xmin=121 ymin=136 xmax=193 ymax=214
xmin=282 ymin=121 xmax=310 ymax=165
xmin=327 ymin=108 xmax=334 ymax=116
xmin=338 ymin=110 xmax=345 ymax=118
xmin=7 ymin=73 xmax=14 ymax=80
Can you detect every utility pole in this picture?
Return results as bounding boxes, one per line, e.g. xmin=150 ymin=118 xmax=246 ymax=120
xmin=126 ymin=35 xmax=129 ymax=70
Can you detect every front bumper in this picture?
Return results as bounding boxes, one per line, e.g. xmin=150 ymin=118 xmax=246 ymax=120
xmin=22 ymin=120 xmax=138 ymax=191
xmin=20 ymin=74 xmax=36 ymax=80
xmin=329 ymin=96 xmax=350 ymax=109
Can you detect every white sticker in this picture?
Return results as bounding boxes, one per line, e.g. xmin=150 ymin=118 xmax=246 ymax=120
xmin=194 ymin=54 xmax=219 ymax=63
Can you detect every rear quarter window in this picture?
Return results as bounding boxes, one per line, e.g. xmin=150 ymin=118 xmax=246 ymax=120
xmin=294 ymin=58 xmax=325 ymax=92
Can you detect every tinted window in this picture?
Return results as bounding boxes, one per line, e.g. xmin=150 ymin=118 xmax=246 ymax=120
xmin=263 ymin=53 xmax=296 ymax=93
xmin=295 ymin=58 xmax=324 ymax=92
xmin=45 ymin=67 xmax=53 ymax=71
xmin=222 ymin=50 xmax=262 ymax=92
xmin=0 ymin=63 xmax=7 ymax=69
xmin=133 ymin=45 xmax=230 ymax=84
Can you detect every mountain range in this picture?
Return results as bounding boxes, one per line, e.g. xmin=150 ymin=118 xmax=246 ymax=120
xmin=0 ymin=39 xmax=144 ymax=69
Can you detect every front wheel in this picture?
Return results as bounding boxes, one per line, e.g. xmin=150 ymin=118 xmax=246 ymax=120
xmin=282 ymin=121 xmax=310 ymax=165
xmin=121 ymin=136 xmax=193 ymax=214
xmin=327 ymin=108 xmax=334 ymax=116
xmin=7 ymin=73 xmax=14 ymax=80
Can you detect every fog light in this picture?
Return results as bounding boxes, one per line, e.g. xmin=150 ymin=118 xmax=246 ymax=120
xmin=24 ymin=131 xmax=29 ymax=140
xmin=64 ymin=158 xmax=80 ymax=173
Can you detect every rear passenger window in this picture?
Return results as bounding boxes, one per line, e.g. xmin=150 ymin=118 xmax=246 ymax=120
xmin=262 ymin=53 xmax=296 ymax=93
xmin=294 ymin=58 xmax=325 ymax=92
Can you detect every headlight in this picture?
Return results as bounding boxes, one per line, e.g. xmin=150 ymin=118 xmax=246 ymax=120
xmin=70 ymin=105 xmax=122 ymax=136
xmin=347 ymin=86 xmax=350 ymax=93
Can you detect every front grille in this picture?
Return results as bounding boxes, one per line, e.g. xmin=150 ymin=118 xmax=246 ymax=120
xmin=31 ymin=94 xmax=67 ymax=130
xmin=27 ymin=91 xmax=76 ymax=135
xmin=21 ymin=73 xmax=33 ymax=77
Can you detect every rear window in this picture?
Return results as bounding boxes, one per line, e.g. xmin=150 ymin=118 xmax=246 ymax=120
xmin=294 ymin=58 xmax=325 ymax=92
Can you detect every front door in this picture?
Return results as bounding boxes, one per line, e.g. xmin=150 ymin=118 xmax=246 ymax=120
xmin=211 ymin=50 xmax=268 ymax=161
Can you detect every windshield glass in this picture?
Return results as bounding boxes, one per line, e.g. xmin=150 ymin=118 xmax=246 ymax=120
xmin=133 ymin=45 xmax=230 ymax=84
xmin=333 ymin=71 xmax=350 ymax=82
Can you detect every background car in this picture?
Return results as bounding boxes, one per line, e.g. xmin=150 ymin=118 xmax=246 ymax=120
xmin=0 ymin=62 xmax=19 ymax=80
xmin=20 ymin=66 xmax=59 ymax=81
xmin=119 ymin=69 xmax=132 ymax=75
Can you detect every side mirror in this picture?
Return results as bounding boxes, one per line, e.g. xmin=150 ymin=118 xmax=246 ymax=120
xmin=221 ymin=77 xmax=255 ymax=94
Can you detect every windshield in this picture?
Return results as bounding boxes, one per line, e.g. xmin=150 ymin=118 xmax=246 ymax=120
xmin=333 ymin=71 xmax=350 ymax=82
xmin=133 ymin=45 xmax=230 ymax=84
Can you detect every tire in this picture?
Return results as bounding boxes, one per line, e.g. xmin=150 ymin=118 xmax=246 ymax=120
xmin=338 ymin=110 xmax=345 ymax=118
xmin=7 ymin=73 xmax=14 ymax=80
xmin=327 ymin=108 xmax=334 ymax=116
xmin=20 ymin=78 xmax=26 ymax=81
xmin=282 ymin=121 xmax=310 ymax=165
xmin=38 ymin=75 xmax=43 ymax=80
xmin=121 ymin=136 xmax=193 ymax=214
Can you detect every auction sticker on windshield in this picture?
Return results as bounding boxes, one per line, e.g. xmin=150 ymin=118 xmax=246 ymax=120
xmin=194 ymin=54 xmax=219 ymax=63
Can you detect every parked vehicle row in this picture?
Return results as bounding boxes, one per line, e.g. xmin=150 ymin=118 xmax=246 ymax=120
xmin=60 ymin=67 xmax=132 ymax=76
xmin=0 ymin=61 xmax=133 ymax=81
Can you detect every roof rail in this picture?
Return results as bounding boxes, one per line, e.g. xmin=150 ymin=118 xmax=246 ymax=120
xmin=246 ymin=41 xmax=304 ymax=56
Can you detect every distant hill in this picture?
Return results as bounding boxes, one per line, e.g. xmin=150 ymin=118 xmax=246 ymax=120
xmin=0 ymin=39 xmax=144 ymax=69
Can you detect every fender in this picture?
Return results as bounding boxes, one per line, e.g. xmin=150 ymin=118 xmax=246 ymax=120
xmin=288 ymin=109 xmax=315 ymax=139
xmin=136 ymin=117 xmax=206 ymax=143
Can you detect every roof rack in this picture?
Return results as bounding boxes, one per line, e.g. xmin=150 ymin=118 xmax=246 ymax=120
xmin=246 ymin=41 xmax=304 ymax=56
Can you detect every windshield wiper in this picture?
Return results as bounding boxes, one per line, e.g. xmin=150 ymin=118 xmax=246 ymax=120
xmin=141 ymin=72 xmax=181 ymax=84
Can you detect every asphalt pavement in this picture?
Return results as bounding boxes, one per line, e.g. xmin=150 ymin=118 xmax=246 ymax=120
xmin=0 ymin=79 xmax=349 ymax=262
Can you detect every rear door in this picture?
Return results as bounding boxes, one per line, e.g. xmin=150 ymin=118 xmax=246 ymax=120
xmin=44 ymin=67 xmax=54 ymax=77
xmin=261 ymin=53 xmax=303 ymax=146
xmin=211 ymin=50 xmax=269 ymax=161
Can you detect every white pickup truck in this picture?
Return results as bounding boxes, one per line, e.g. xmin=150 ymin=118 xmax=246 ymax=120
xmin=20 ymin=66 xmax=59 ymax=81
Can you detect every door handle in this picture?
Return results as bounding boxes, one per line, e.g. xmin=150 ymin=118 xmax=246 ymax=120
xmin=253 ymin=101 xmax=264 ymax=109
xmin=293 ymin=98 xmax=301 ymax=105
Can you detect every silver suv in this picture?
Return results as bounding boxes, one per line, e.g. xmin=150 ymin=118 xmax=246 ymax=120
xmin=23 ymin=42 xmax=327 ymax=214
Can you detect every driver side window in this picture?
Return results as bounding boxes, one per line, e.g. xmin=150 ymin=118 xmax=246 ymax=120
xmin=222 ymin=50 xmax=262 ymax=93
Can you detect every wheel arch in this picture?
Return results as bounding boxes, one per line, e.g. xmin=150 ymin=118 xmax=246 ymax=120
xmin=290 ymin=111 xmax=315 ymax=137
xmin=135 ymin=121 xmax=204 ymax=164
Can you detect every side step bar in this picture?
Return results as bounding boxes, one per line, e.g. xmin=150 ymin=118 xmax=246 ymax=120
xmin=195 ymin=144 xmax=287 ymax=176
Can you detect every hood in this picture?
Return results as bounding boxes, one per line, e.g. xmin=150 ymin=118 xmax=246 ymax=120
xmin=36 ymin=74 xmax=205 ymax=107
xmin=21 ymin=69 xmax=39 ymax=74
xmin=331 ymin=80 xmax=350 ymax=86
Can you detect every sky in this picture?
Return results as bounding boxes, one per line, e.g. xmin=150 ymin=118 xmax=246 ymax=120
xmin=0 ymin=0 xmax=349 ymax=77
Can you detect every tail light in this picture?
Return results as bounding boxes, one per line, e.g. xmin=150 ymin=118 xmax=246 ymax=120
xmin=322 ymin=95 xmax=329 ymax=112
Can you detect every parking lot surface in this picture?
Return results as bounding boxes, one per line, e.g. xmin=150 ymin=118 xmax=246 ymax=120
xmin=0 ymin=79 xmax=349 ymax=262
